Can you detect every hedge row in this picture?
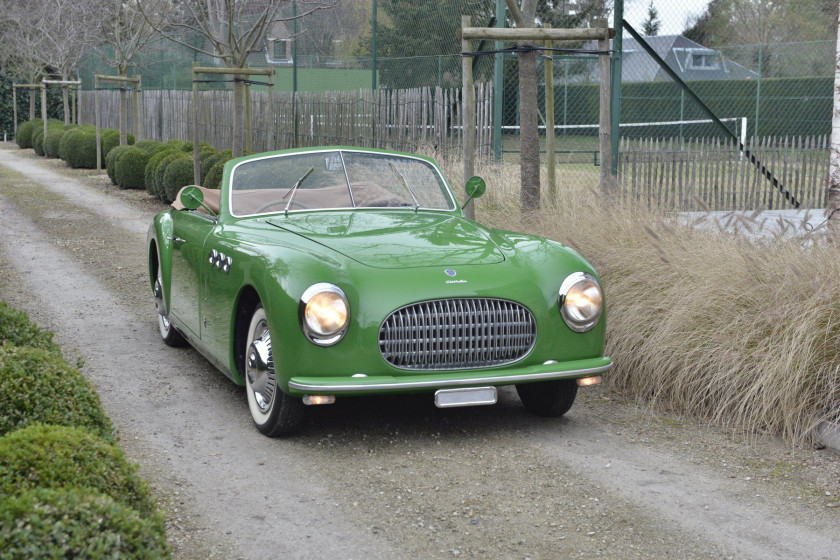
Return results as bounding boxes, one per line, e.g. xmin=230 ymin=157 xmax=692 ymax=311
xmin=17 ymin=118 xmax=234 ymax=203
xmin=0 ymin=302 xmax=169 ymax=559
xmin=18 ymin=119 xmax=135 ymax=169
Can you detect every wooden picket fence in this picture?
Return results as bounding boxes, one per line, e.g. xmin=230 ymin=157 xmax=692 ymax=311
xmin=617 ymin=135 xmax=831 ymax=211
xmin=79 ymin=84 xmax=495 ymax=160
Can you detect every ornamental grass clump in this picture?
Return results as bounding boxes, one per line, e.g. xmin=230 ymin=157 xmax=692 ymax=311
xmin=467 ymin=160 xmax=840 ymax=444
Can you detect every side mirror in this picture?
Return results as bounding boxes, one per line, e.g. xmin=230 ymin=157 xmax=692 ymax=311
xmin=461 ymin=176 xmax=486 ymax=210
xmin=180 ymin=185 xmax=204 ymax=211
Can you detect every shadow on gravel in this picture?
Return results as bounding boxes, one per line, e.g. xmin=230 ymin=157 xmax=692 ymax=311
xmin=269 ymin=386 xmax=578 ymax=444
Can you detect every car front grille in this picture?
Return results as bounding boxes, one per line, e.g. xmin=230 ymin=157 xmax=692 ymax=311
xmin=379 ymin=298 xmax=536 ymax=370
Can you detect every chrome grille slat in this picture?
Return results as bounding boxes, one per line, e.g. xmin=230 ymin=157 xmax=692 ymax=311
xmin=379 ymin=298 xmax=536 ymax=371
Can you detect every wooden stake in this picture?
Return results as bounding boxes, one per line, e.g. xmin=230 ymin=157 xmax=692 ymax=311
xmin=544 ymin=24 xmax=556 ymax=200
xmin=462 ymin=15 xmax=475 ymax=219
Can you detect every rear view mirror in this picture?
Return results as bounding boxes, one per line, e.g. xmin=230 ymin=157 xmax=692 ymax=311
xmin=461 ymin=176 xmax=486 ymax=210
xmin=180 ymin=185 xmax=204 ymax=211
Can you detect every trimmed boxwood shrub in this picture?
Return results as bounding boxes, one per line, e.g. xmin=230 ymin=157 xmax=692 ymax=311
xmin=31 ymin=127 xmax=46 ymax=155
xmin=145 ymin=149 xmax=179 ymax=197
xmin=0 ymin=346 xmax=112 ymax=439
xmin=162 ymin=155 xmax=195 ymax=202
xmin=164 ymin=138 xmax=192 ymax=152
xmin=134 ymin=139 xmax=166 ymax=154
xmin=200 ymin=149 xmax=233 ymax=182
xmin=0 ymin=302 xmax=60 ymax=354
xmin=106 ymin=144 xmax=135 ymax=185
xmin=153 ymin=152 xmax=185 ymax=200
xmin=58 ymin=127 xmax=82 ymax=162
xmin=60 ymin=131 xmax=97 ymax=169
xmin=204 ymin=155 xmax=232 ymax=191
xmin=115 ymin=148 xmax=152 ymax=190
xmin=15 ymin=119 xmax=42 ymax=149
xmin=43 ymin=125 xmax=75 ymax=159
xmin=0 ymin=488 xmax=169 ymax=560
xmin=101 ymin=129 xmax=134 ymax=160
xmin=0 ymin=424 xmax=156 ymax=516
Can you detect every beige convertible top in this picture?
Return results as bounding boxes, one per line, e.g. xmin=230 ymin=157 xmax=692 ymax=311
xmin=172 ymin=186 xmax=221 ymax=215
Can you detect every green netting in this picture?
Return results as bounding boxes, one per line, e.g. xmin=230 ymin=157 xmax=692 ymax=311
xmin=60 ymin=1 xmax=833 ymax=161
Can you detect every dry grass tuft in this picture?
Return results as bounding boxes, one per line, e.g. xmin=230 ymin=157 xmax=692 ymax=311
xmin=447 ymin=159 xmax=840 ymax=444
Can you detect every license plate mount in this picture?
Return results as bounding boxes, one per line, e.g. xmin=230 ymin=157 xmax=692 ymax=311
xmin=434 ymin=386 xmax=498 ymax=408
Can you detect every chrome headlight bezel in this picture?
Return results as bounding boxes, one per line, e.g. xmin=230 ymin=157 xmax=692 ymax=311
xmin=299 ymin=283 xmax=349 ymax=346
xmin=559 ymin=272 xmax=603 ymax=333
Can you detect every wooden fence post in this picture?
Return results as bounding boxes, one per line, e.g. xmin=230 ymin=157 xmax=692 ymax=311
xmin=12 ymin=86 xmax=17 ymax=137
xmin=598 ymin=19 xmax=612 ymax=194
xmin=462 ymin=15 xmax=475 ymax=219
xmin=192 ymin=62 xmax=200 ymax=185
xmin=40 ymin=84 xmax=47 ymax=148
xmin=545 ymin=24 xmax=556 ymax=200
xmin=95 ymin=76 xmax=102 ymax=170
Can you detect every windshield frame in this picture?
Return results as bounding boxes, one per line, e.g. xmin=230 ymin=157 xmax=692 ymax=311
xmin=227 ymin=148 xmax=458 ymax=218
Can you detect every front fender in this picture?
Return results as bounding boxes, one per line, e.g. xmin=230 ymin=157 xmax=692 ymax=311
xmin=148 ymin=212 xmax=175 ymax=314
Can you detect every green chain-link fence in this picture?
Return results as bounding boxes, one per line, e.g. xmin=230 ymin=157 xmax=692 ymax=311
xmin=43 ymin=1 xmax=835 ymax=202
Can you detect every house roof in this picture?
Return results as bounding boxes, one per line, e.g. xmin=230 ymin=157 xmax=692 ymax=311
xmin=599 ymin=35 xmax=758 ymax=82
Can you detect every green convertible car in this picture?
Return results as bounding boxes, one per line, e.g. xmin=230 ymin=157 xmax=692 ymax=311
xmin=148 ymin=147 xmax=612 ymax=436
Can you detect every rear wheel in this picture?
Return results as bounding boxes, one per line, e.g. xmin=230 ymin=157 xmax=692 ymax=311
xmin=516 ymin=379 xmax=578 ymax=417
xmin=245 ymin=305 xmax=304 ymax=437
xmin=154 ymin=260 xmax=186 ymax=347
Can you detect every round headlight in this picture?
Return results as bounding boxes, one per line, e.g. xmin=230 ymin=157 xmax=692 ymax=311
xmin=299 ymin=283 xmax=349 ymax=345
xmin=559 ymin=272 xmax=603 ymax=332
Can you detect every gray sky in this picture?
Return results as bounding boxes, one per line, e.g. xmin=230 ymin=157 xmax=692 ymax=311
xmin=622 ymin=0 xmax=712 ymax=36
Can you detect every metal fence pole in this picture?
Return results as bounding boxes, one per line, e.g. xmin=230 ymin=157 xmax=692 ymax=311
xmin=609 ymin=0 xmax=623 ymax=176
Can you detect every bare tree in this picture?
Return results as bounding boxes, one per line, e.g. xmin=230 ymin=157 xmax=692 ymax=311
xmin=140 ymin=0 xmax=336 ymax=157
xmin=506 ymin=0 xmax=541 ymax=215
xmin=33 ymin=0 xmax=107 ymax=124
xmin=99 ymin=0 xmax=172 ymax=144
xmin=0 ymin=1 xmax=48 ymax=120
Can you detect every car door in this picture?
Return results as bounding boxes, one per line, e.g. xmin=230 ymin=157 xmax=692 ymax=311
xmin=169 ymin=210 xmax=215 ymax=339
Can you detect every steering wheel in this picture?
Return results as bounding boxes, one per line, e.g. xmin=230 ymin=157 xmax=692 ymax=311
xmin=254 ymin=199 xmax=310 ymax=213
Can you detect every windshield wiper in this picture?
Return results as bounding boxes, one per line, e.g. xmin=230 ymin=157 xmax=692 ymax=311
xmin=283 ymin=166 xmax=314 ymax=215
xmin=388 ymin=162 xmax=419 ymax=210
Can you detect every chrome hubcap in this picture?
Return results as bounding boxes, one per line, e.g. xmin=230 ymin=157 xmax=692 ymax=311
xmin=246 ymin=325 xmax=275 ymax=413
xmin=154 ymin=278 xmax=165 ymax=316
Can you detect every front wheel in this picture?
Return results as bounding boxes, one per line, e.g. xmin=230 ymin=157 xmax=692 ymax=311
xmin=516 ymin=379 xmax=578 ymax=417
xmin=154 ymin=260 xmax=186 ymax=347
xmin=244 ymin=305 xmax=304 ymax=437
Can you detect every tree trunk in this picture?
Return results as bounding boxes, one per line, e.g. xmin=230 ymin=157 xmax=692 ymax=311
xmin=29 ymin=90 xmax=36 ymax=121
xmin=119 ymin=77 xmax=128 ymax=146
xmin=828 ymin=7 xmax=840 ymax=229
xmin=61 ymin=75 xmax=70 ymax=125
xmin=518 ymin=47 xmax=540 ymax=214
xmin=232 ymin=78 xmax=244 ymax=157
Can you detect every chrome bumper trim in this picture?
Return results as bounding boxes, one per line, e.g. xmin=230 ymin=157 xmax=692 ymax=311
xmin=288 ymin=362 xmax=612 ymax=393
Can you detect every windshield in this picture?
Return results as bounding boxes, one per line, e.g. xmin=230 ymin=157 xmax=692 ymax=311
xmin=229 ymin=150 xmax=456 ymax=216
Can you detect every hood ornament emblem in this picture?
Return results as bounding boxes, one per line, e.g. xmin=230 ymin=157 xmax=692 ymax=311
xmin=444 ymin=269 xmax=457 ymax=277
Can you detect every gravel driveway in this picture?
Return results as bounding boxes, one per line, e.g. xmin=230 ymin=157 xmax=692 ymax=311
xmin=1 ymin=144 xmax=838 ymax=559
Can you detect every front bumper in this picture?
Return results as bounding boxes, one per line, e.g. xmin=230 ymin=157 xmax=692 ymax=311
xmin=287 ymin=356 xmax=612 ymax=396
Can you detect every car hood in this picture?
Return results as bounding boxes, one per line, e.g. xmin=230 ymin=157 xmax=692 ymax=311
xmin=268 ymin=211 xmax=505 ymax=269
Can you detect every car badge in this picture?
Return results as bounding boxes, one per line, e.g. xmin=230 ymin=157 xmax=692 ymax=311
xmin=444 ymin=269 xmax=457 ymax=277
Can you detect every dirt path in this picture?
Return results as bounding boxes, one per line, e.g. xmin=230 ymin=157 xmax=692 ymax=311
xmin=1 ymin=144 xmax=838 ymax=559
